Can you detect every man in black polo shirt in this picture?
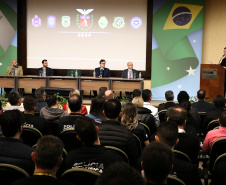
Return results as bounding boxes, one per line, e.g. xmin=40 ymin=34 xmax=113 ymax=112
xmin=0 ymin=110 xmax=34 ymax=175
xmin=23 ymin=96 xmax=50 ymax=135
xmin=11 ymin=136 xmax=74 ymax=185
xmin=64 ymin=116 xmax=122 ymax=173
xmin=58 ymin=94 xmax=83 ymax=133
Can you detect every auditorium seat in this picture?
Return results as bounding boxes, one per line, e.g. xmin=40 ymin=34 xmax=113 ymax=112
xmin=20 ymin=126 xmax=43 ymax=147
xmin=0 ymin=163 xmax=29 ymax=185
xmin=61 ymin=167 xmax=100 ymax=185
xmin=59 ymin=129 xmax=83 ymax=152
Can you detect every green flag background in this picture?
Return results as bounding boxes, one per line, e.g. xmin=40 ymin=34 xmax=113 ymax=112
xmin=151 ymin=0 xmax=204 ymax=100
xmin=0 ymin=0 xmax=17 ymax=76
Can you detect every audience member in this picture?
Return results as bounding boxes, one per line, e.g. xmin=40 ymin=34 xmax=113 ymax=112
xmin=86 ymin=95 xmax=105 ymax=122
xmin=155 ymin=122 xmax=202 ymax=185
xmin=132 ymin=96 xmax=156 ymax=135
xmin=202 ymin=111 xmax=226 ymax=154
xmin=64 ymin=116 xmax=123 ymax=173
xmin=142 ymin=89 xmax=160 ymax=126
xmin=167 ymin=107 xmax=200 ymax=164
xmin=142 ymin=142 xmax=173 ymax=185
xmin=158 ymin=90 xmax=176 ymax=112
xmin=132 ymin=89 xmax=141 ymax=98
xmin=204 ymin=95 xmax=226 ymax=127
xmin=99 ymin=87 xmax=107 ymax=97
xmin=40 ymin=95 xmax=68 ymax=121
xmin=104 ymin=90 xmax=114 ymax=101
xmin=95 ymin=162 xmax=145 ymax=185
xmin=192 ymin=89 xmax=215 ymax=112
xmin=35 ymin=88 xmax=47 ymax=114
xmin=23 ymin=96 xmax=49 ymax=135
xmin=180 ymin=100 xmax=200 ymax=131
xmin=66 ymin=89 xmax=87 ymax=115
xmin=98 ymin=99 xmax=139 ymax=168
xmin=11 ymin=135 xmax=74 ymax=185
xmin=121 ymin=103 xmax=149 ymax=147
xmin=3 ymin=91 xmax=24 ymax=112
xmin=0 ymin=110 xmax=34 ymax=175
xmin=58 ymin=95 xmax=83 ymax=133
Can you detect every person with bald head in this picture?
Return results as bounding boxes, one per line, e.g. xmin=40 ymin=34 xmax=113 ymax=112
xmin=121 ymin=62 xmax=138 ymax=79
xmin=4 ymin=60 xmax=23 ymax=97
xmin=104 ymin=90 xmax=114 ymax=101
xmin=121 ymin=62 xmax=139 ymax=99
xmin=5 ymin=60 xmax=23 ymax=76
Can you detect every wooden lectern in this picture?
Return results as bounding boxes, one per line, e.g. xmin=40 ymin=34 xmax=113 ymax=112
xmin=200 ymin=64 xmax=225 ymax=101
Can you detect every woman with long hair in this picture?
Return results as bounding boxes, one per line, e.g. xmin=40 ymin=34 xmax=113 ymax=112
xmin=121 ymin=103 xmax=149 ymax=147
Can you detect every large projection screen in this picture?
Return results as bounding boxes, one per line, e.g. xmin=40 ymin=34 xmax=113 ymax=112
xmin=27 ymin=0 xmax=147 ymax=71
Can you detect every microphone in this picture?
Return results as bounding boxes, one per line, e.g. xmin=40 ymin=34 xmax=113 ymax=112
xmin=219 ymin=55 xmax=225 ymax=64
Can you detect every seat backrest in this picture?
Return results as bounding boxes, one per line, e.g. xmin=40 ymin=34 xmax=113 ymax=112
xmin=46 ymin=120 xmax=60 ymax=136
xmin=20 ymin=126 xmax=43 ymax=147
xmin=133 ymin=134 xmax=142 ymax=156
xmin=173 ymin=150 xmax=192 ymax=163
xmin=209 ymin=137 xmax=226 ymax=173
xmin=207 ymin=119 xmax=219 ymax=132
xmin=139 ymin=122 xmax=151 ymax=141
xmin=0 ymin=163 xmax=29 ymax=185
xmin=158 ymin=109 xmax=168 ymax=123
xmin=61 ymin=168 xmax=100 ymax=185
xmin=59 ymin=129 xmax=83 ymax=152
xmin=167 ymin=175 xmax=186 ymax=185
xmin=104 ymin=146 xmax=129 ymax=163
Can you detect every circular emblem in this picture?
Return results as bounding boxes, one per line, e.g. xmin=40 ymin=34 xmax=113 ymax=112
xmin=130 ymin=17 xmax=142 ymax=29
xmin=172 ymin=6 xmax=192 ymax=26
xmin=98 ymin=16 xmax=108 ymax=29
xmin=113 ymin=17 xmax=125 ymax=29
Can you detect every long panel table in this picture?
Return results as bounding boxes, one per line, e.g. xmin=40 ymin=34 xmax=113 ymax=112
xmin=0 ymin=75 xmax=144 ymax=92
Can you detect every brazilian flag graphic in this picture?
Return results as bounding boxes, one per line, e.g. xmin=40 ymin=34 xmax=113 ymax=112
xmin=0 ymin=0 xmax=17 ymax=75
xmin=151 ymin=0 xmax=204 ymax=88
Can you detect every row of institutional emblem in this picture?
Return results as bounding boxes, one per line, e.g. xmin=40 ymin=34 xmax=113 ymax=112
xmin=32 ymin=11 xmax=143 ymax=30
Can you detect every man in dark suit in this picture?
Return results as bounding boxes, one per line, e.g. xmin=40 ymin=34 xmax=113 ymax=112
xmin=167 ymin=107 xmax=200 ymax=165
xmin=220 ymin=47 xmax=226 ymax=92
xmin=121 ymin=62 xmax=138 ymax=79
xmin=93 ymin=59 xmax=110 ymax=96
xmin=191 ymin=89 xmax=215 ymax=112
xmin=121 ymin=62 xmax=138 ymax=99
xmin=95 ymin=59 xmax=110 ymax=78
xmin=38 ymin=59 xmax=53 ymax=76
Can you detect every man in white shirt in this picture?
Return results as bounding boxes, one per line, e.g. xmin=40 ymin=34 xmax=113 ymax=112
xmin=142 ymin=89 xmax=160 ymax=126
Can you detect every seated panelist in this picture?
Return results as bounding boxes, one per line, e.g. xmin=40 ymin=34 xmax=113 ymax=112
xmin=95 ymin=59 xmax=111 ymax=77
xmin=38 ymin=59 xmax=53 ymax=76
xmin=121 ymin=62 xmax=138 ymax=79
